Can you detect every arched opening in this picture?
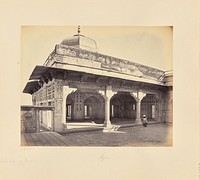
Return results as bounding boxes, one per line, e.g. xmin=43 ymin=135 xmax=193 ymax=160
xmin=65 ymin=91 xmax=104 ymax=123
xmin=84 ymin=95 xmax=104 ymax=123
xmin=111 ymin=92 xmax=136 ymax=122
xmin=141 ymin=94 xmax=159 ymax=120
xmin=66 ymin=95 xmax=74 ymax=122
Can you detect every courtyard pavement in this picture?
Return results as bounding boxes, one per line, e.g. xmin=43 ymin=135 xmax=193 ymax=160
xmin=21 ymin=123 xmax=172 ymax=147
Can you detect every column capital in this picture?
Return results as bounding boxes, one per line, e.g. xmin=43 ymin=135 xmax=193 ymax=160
xmin=63 ymin=86 xmax=77 ymax=96
xmin=130 ymin=90 xmax=146 ymax=102
xmin=98 ymin=86 xmax=117 ymax=100
xmin=98 ymin=90 xmax=106 ymax=98
xmin=106 ymin=85 xmax=117 ymax=99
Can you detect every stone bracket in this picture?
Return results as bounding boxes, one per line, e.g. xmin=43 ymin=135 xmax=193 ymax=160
xmin=98 ymin=86 xmax=117 ymax=100
xmin=130 ymin=91 xmax=146 ymax=102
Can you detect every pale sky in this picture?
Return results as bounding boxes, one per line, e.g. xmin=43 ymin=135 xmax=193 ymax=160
xmin=21 ymin=26 xmax=173 ymax=105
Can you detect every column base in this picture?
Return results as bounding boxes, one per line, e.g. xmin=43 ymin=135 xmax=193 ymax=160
xmin=103 ymin=121 xmax=112 ymax=128
xmin=135 ymin=118 xmax=142 ymax=124
xmin=63 ymin=123 xmax=67 ymax=130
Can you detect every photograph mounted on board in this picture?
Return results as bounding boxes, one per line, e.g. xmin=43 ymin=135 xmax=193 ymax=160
xmin=21 ymin=26 xmax=173 ymax=147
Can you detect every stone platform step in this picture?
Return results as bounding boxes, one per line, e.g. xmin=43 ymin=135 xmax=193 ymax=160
xmin=59 ymin=121 xmax=162 ymax=135
xmin=59 ymin=126 xmax=104 ymax=135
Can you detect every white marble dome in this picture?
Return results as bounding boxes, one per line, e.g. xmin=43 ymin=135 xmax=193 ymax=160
xmin=61 ymin=30 xmax=97 ymax=52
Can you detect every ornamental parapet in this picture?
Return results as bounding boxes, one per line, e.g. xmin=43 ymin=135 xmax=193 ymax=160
xmin=45 ymin=44 xmax=165 ymax=82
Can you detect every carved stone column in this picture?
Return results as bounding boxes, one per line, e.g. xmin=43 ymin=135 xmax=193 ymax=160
xmin=130 ymin=91 xmax=146 ymax=124
xmin=136 ymin=100 xmax=141 ymax=123
xmin=99 ymin=86 xmax=117 ymax=128
xmin=53 ymin=80 xmax=63 ymax=132
xmin=156 ymin=93 xmax=162 ymax=122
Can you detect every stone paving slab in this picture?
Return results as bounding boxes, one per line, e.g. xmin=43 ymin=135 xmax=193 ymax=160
xmin=36 ymin=133 xmax=50 ymax=146
xmin=21 ymin=123 xmax=172 ymax=147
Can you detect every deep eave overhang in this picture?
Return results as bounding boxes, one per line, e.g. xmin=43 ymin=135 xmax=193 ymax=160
xmin=29 ymin=66 xmax=51 ymax=80
xmin=23 ymin=80 xmax=40 ymax=94
xmin=23 ymin=65 xmax=169 ymax=94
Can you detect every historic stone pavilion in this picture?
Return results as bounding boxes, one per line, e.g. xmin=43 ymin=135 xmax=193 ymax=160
xmin=22 ymin=27 xmax=173 ymax=133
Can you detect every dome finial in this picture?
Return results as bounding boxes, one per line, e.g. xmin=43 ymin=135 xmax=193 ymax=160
xmin=77 ymin=25 xmax=81 ymax=34
xmin=73 ymin=25 xmax=84 ymax=37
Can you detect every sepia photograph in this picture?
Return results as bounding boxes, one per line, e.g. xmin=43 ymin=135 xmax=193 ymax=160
xmin=21 ymin=26 xmax=173 ymax=146
xmin=0 ymin=0 xmax=199 ymax=180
